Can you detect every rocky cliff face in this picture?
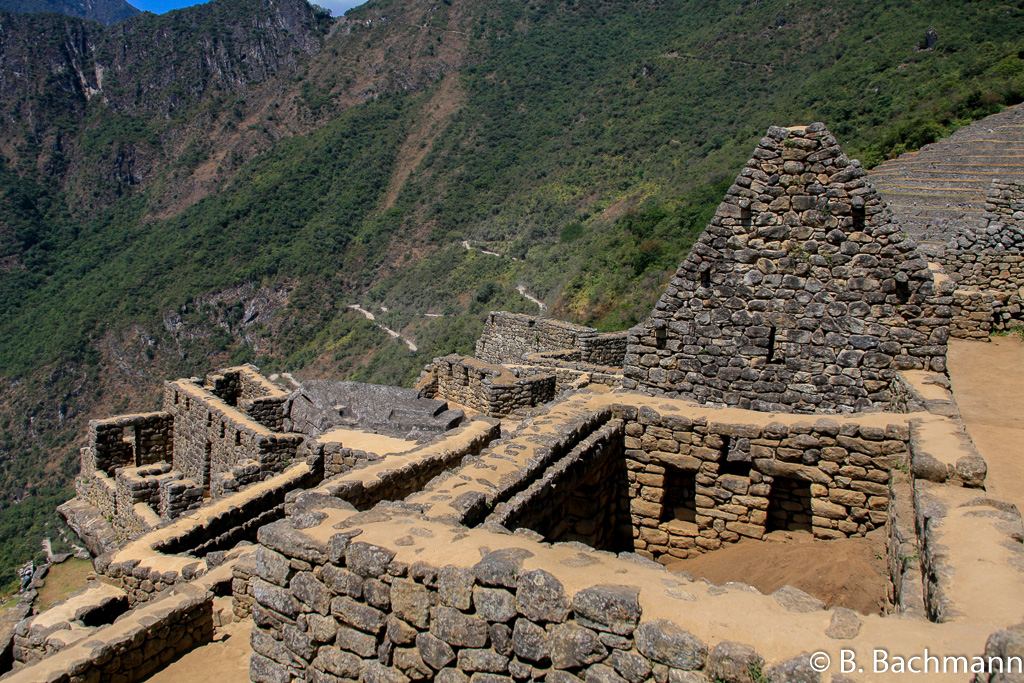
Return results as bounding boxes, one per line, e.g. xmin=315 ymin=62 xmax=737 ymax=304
xmin=0 ymin=0 xmax=328 ymax=137
xmin=0 ymin=0 xmax=138 ymax=26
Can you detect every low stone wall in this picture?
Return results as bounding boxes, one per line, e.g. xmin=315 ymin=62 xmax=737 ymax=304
xmin=5 ymin=584 xmax=213 ymax=683
xmin=247 ymin=507 xmax=854 ymax=683
xmin=946 ymin=180 xmax=1024 ymax=254
xmin=407 ymin=399 xmax=615 ymax=526
xmin=320 ymin=444 xmax=385 ymax=478
xmin=514 ymin=353 xmax=623 ymax=394
xmin=12 ymin=583 xmax=128 ymax=666
xmin=948 ymin=289 xmax=1024 ymax=340
xmin=886 ymin=469 xmax=926 ymax=618
xmin=939 ymin=250 xmax=1024 ymax=292
xmin=289 ymin=418 xmax=501 ymax=515
xmin=153 ymin=463 xmax=319 ymax=560
xmin=619 ymin=403 xmax=909 ymax=560
xmin=426 ymin=355 xmax=555 ymax=417
xmin=475 ymin=311 xmax=627 ymax=366
xmin=487 ymin=419 xmax=631 ymax=551
xmin=98 ymin=461 xmax=319 ymax=605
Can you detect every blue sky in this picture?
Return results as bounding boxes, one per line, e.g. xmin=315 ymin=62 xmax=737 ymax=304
xmin=131 ymin=0 xmax=367 ymax=17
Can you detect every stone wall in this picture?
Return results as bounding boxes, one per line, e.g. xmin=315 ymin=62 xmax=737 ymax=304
xmin=476 ymin=311 xmax=627 ymax=367
xmin=624 ymin=123 xmax=951 ymax=413
xmin=96 ymin=462 xmax=319 ymax=606
xmin=947 ymin=180 xmax=1024 ymax=255
xmin=152 ymin=463 xmax=320 ymax=561
xmin=936 ymin=181 xmax=1024 ymax=337
xmin=288 ymin=418 xmax=501 ymax=515
xmin=486 ymin=419 xmax=631 ymax=551
xmin=423 ymin=355 xmax=556 ymax=417
xmin=887 ymin=468 xmax=926 ymax=618
xmin=74 ymin=470 xmax=116 ymax=529
xmin=948 ymin=289 xmax=1024 ymax=340
xmin=207 ymin=365 xmax=290 ymax=431
xmin=82 ymin=412 xmax=174 ymax=478
xmin=321 ymin=445 xmax=385 ymax=478
xmin=164 ymin=380 xmax=303 ymax=494
xmin=12 ymin=583 xmax=128 ymax=667
xmin=619 ymin=403 xmax=908 ymax=561
xmin=939 ymin=250 xmax=1024 ymax=293
xmin=248 ymin=509 xmax=824 ymax=683
xmin=406 ymin=399 xmax=615 ymax=527
xmin=514 ymin=352 xmax=623 ymax=394
xmin=5 ymin=584 xmax=213 ymax=683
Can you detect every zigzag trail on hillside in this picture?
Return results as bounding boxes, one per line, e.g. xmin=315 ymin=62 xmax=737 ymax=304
xmin=868 ymin=103 xmax=1024 ymax=250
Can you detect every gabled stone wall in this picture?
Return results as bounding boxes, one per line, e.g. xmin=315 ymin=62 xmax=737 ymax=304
xmin=624 ymin=124 xmax=950 ymax=413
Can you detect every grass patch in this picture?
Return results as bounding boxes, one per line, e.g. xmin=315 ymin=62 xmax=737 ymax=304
xmin=33 ymin=558 xmax=94 ymax=612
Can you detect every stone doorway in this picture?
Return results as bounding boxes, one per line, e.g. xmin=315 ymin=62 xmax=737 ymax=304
xmin=766 ymin=476 xmax=813 ymax=533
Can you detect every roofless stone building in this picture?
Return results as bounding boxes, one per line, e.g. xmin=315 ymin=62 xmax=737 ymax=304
xmin=8 ymin=121 xmax=1024 ymax=683
xmin=623 ymin=123 xmax=950 ymax=413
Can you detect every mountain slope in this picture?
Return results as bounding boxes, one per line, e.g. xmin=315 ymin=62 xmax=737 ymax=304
xmin=0 ymin=0 xmax=138 ymax=25
xmin=0 ymin=0 xmax=1023 ymax=581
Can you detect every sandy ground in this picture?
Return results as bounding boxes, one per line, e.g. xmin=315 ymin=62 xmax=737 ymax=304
xmin=664 ymin=528 xmax=888 ymax=615
xmin=315 ymin=428 xmax=417 ymax=455
xmin=147 ymin=618 xmax=252 ymax=683
xmin=947 ymin=336 xmax=1024 ymax=510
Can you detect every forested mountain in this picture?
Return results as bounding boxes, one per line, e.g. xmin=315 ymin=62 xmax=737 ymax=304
xmin=0 ymin=0 xmax=1022 ymax=581
xmin=0 ymin=0 xmax=138 ymax=25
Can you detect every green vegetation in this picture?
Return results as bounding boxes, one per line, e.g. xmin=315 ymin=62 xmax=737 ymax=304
xmin=0 ymin=0 xmax=1022 ymax=582
xmin=34 ymin=558 xmax=94 ymax=611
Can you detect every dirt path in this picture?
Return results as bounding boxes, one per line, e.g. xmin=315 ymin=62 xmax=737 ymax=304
xmin=348 ymin=304 xmax=418 ymax=351
xmin=947 ymin=336 xmax=1024 ymax=510
xmin=516 ymin=284 xmax=547 ymax=311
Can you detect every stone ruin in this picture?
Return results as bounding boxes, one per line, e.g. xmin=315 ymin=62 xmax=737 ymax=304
xmin=622 ymin=124 xmax=950 ymax=413
xmin=59 ymin=365 xmax=467 ymax=556
xmin=7 ymin=124 xmax=1024 ymax=683
xmin=935 ymin=179 xmax=1024 ymax=339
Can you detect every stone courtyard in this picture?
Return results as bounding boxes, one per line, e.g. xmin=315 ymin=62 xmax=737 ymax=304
xmin=5 ymin=118 xmax=1024 ymax=682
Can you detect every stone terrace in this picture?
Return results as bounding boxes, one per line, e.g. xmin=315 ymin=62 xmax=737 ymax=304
xmin=867 ymin=102 xmax=1024 ymax=248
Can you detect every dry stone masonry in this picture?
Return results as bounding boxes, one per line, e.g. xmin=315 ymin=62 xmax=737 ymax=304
xmin=936 ymin=180 xmax=1024 ymax=338
xmin=624 ymin=124 xmax=951 ymax=413
xmin=418 ymin=355 xmax=556 ymax=418
xmin=26 ymin=118 xmax=1024 ymax=683
xmin=476 ymin=312 xmax=628 ymax=367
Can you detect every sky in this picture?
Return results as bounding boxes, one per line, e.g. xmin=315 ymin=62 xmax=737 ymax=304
xmin=130 ymin=0 xmax=366 ymax=17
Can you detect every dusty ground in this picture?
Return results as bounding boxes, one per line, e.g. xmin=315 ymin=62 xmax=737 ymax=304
xmin=33 ymin=559 xmax=94 ymax=612
xmin=947 ymin=335 xmax=1024 ymax=511
xmin=315 ymin=427 xmax=417 ymax=454
xmin=147 ymin=618 xmax=252 ymax=683
xmin=664 ymin=528 xmax=888 ymax=615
